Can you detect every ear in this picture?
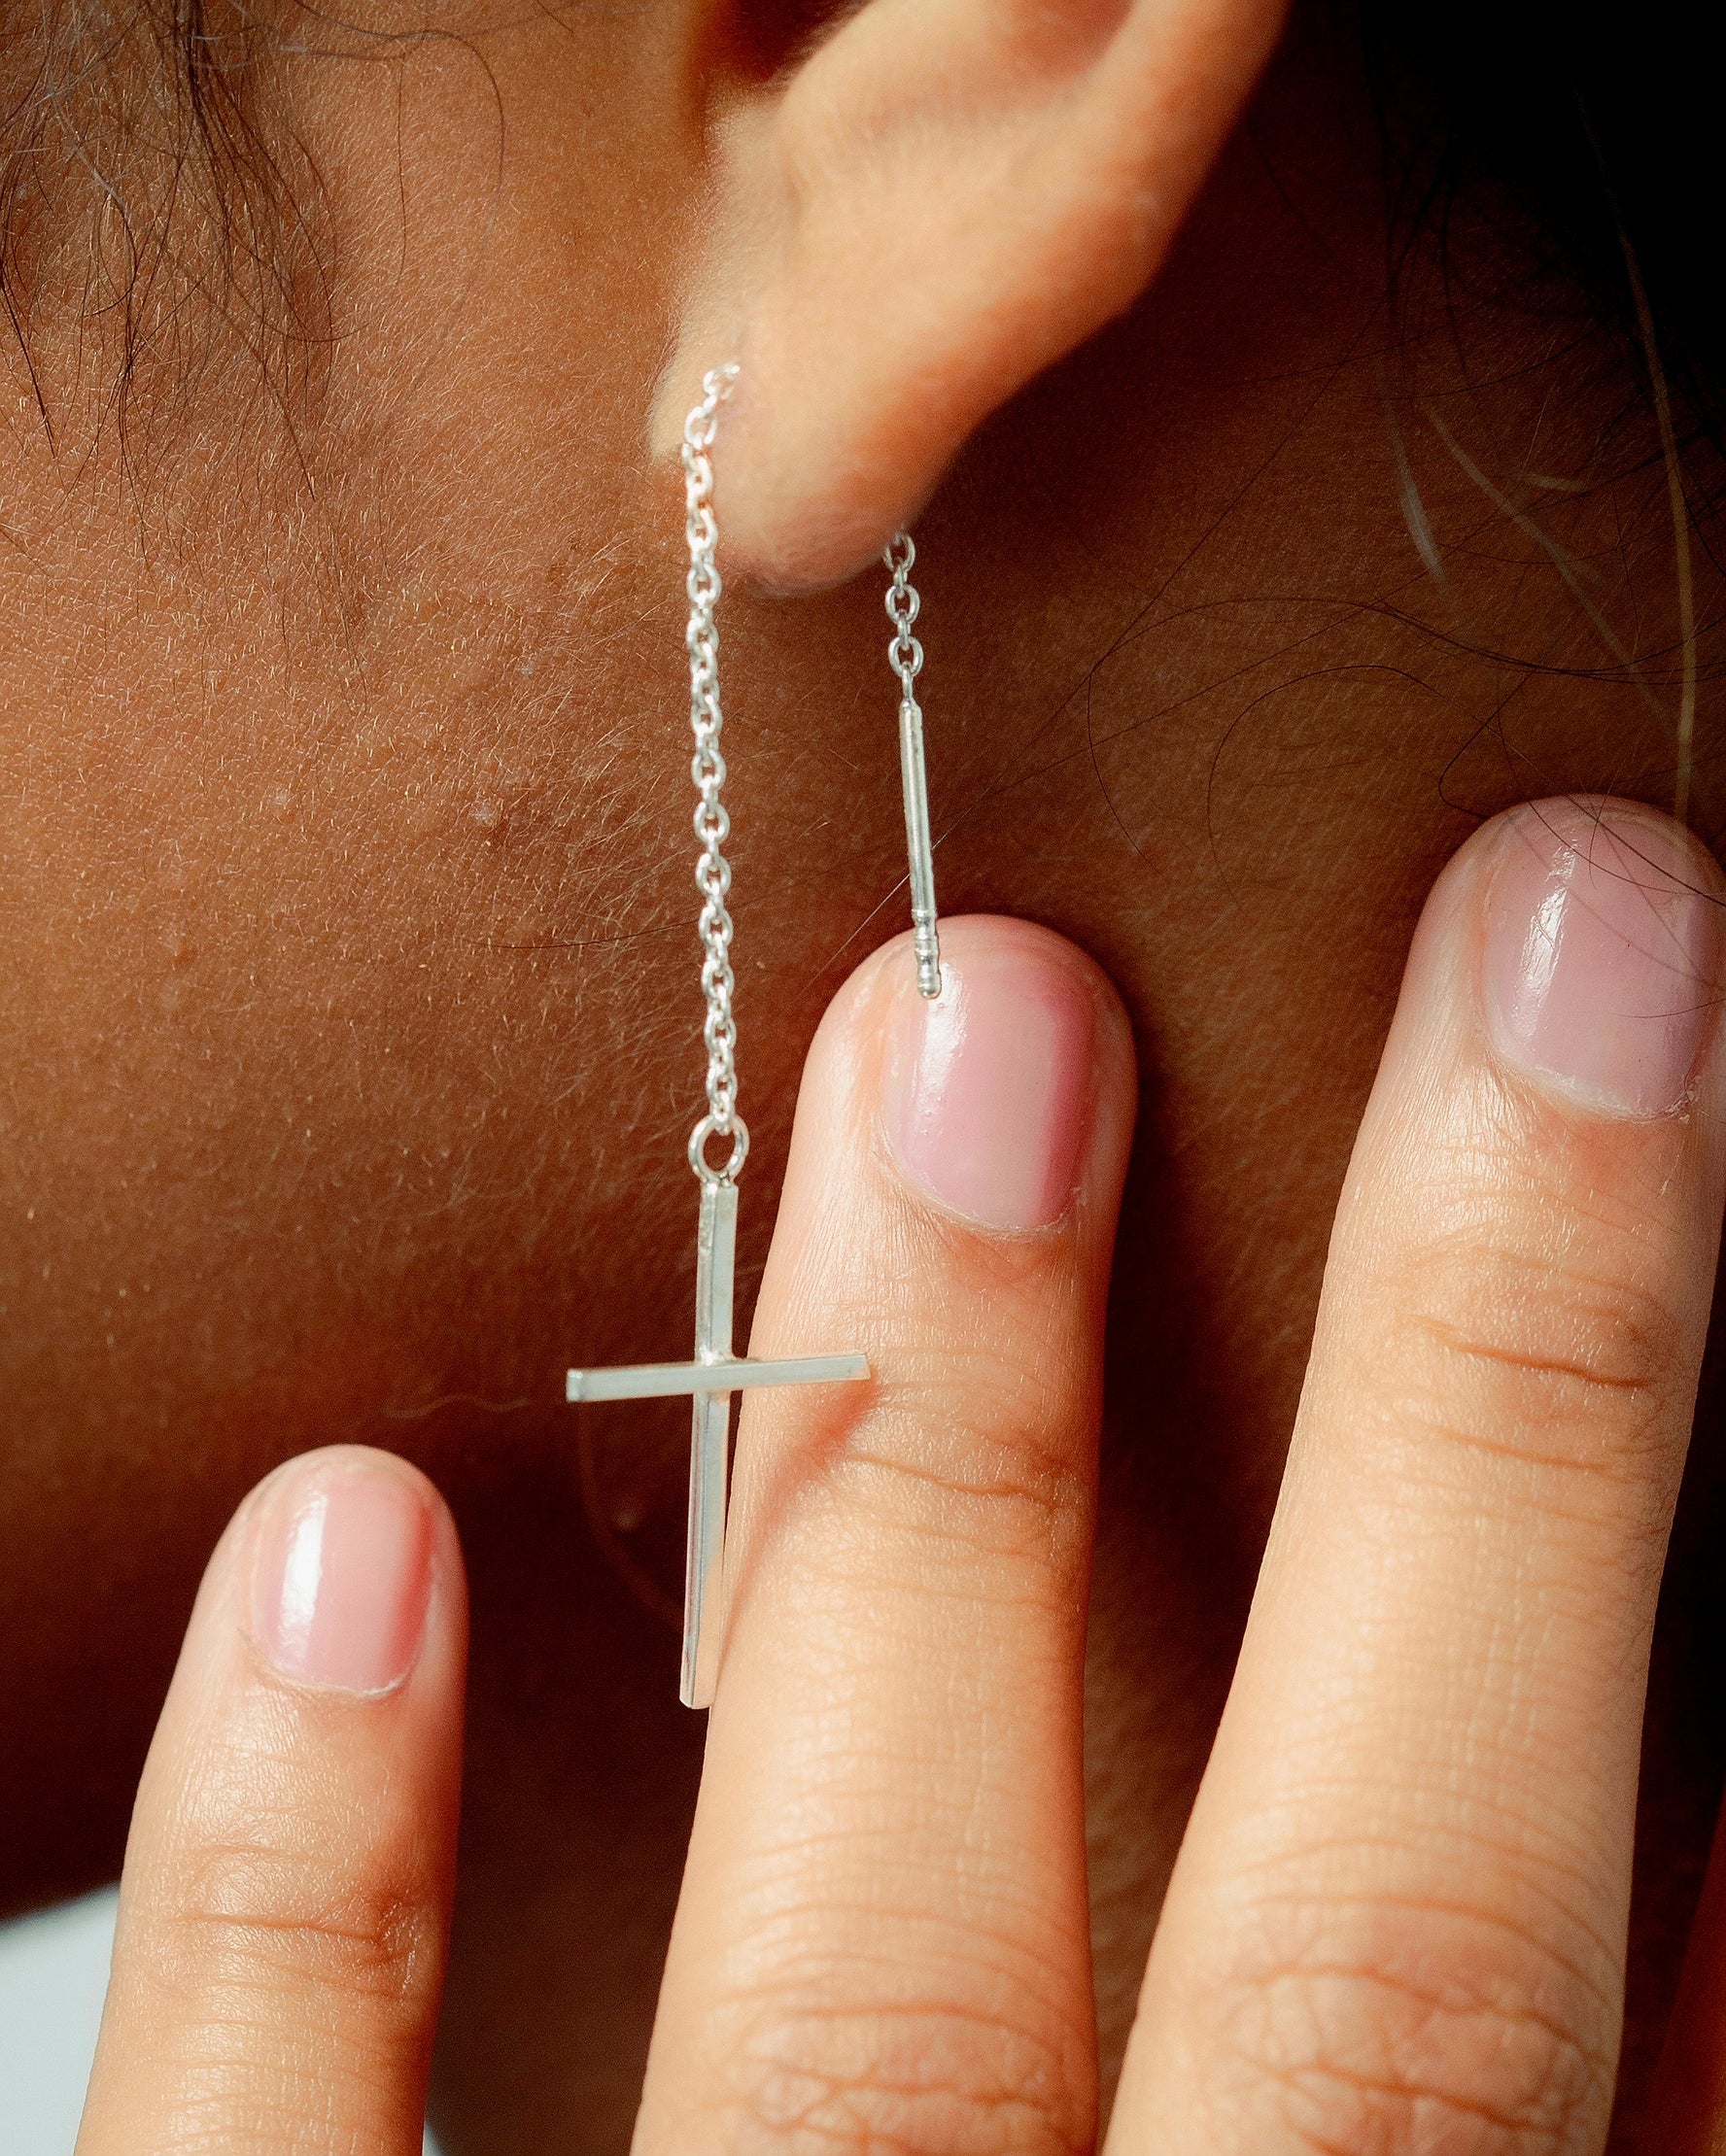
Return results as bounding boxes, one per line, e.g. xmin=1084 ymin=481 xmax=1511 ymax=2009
xmin=654 ymin=0 xmax=1288 ymax=590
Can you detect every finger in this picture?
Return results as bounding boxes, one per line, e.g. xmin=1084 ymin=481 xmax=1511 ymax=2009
xmin=1109 ymin=799 xmax=1726 ymax=2152
xmin=634 ymin=915 xmax=1136 ymax=2155
xmin=78 ymin=1446 xmax=466 ymax=2155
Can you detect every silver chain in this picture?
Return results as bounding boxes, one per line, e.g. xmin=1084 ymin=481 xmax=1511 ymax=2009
xmin=884 ymin=532 xmax=942 ymax=997
xmin=682 ymin=363 xmax=748 ymax=1185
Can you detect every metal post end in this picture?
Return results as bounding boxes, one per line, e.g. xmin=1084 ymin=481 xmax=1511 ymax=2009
xmin=915 ymin=926 xmax=942 ymax=999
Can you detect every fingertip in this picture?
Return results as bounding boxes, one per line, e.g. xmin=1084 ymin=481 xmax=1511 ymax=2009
xmin=1440 ymin=797 xmax=1726 ymax=1124
xmin=1473 ymin=794 xmax=1725 ymax=886
xmin=829 ymin=912 xmax=1132 ymax=1031
xmin=243 ymin=1451 xmax=438 ymax=1696
xmin=187 ymin=1446 xmax=466 ymax=1703
xmin=813 ymin=915 xmax=1136 ymax=1236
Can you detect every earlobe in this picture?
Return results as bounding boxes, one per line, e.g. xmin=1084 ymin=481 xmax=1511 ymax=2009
xmin=655 ymin=0 xmax=1289 ymax=592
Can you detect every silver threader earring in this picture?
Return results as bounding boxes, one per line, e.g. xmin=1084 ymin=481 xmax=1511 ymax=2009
xmin=883 ymin=532 xmax=943 ymax=997
xmin=565 ymin=365 xmax=870 ymax=1712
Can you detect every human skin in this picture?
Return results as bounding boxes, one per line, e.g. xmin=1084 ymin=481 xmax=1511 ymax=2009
xmin=0 ymin=0 xmax=1719 ymax=2147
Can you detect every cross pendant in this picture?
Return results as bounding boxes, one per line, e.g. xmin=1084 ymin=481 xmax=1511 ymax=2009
xmin=567 ymin=1178 xmax=869 ymax=1708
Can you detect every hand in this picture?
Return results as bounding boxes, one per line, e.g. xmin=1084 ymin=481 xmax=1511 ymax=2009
xmin=75 ymin=797 xmax=1726 ymax=2153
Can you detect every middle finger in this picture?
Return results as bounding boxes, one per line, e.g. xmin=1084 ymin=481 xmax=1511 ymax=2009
xmin=634 ymin=916 xmax=1135 ymax=2156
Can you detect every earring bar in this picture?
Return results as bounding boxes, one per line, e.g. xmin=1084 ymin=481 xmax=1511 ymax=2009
xmin=884 ymin=533 xmax=941 ymax=998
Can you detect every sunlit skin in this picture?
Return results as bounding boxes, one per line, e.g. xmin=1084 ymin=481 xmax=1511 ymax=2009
xmin=1 ymin=1 xmax=1721 ymax=2147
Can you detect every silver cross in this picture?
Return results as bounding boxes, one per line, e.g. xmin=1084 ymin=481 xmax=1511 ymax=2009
xmin=568 ymin=1178 xmax=868 ymax=1707
xmin=563 ymin=364 xmax=871 ymax=1711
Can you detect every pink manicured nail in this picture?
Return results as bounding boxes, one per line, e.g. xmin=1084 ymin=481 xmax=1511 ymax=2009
xmin=884 ymin=930 xmax=1094 ymax=1229
xmin=1483 ymin=804 xmax=1720 ymax=1117
xmin=251 ymin=1457 xmax=433 ymax=1694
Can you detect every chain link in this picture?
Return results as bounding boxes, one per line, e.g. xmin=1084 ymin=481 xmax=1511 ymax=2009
xmin=883 ymin=532 xmax=942 ymax=997
xmin=683 ymin=364 xmax=748 ymax=1184
xmin=884 ymin=532 xmax=923 ymax=687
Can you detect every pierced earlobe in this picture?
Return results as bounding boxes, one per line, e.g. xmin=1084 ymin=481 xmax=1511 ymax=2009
xmin=658 ymin=0 xmax=1287 ymax=588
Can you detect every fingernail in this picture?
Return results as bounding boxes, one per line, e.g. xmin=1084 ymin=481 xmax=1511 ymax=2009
xmin=1483 ymin=804 xmax=1720 ymax=1117
xmin=250 ymin=1456 xmax=433 ymax=1694
xmin=883 ymin=931 xmax=1094 ymax=1229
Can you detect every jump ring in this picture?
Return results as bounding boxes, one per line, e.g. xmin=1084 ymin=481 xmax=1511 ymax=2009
xmin=688 ymin=1112 xmax=748 ymax=1183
